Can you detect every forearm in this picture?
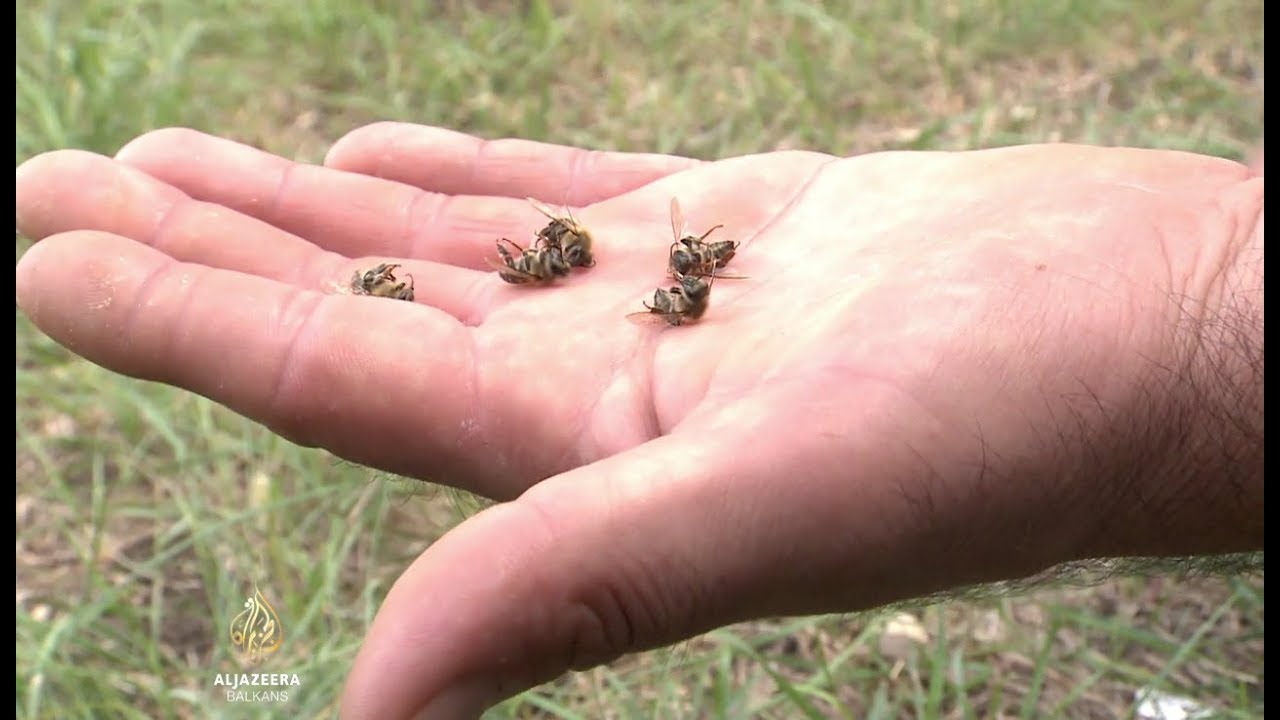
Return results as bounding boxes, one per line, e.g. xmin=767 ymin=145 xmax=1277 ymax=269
xmin=1180 ymin=211 xmax=1264 ymax=549
xmin=1086 ymin=194 xmax=1264 ymax=560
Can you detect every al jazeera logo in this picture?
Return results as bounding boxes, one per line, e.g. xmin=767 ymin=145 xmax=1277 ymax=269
xmin=213 ymin=586 xmax=300 ymax=703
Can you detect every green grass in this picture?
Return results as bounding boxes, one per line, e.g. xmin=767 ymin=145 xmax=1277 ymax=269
xmin=15 ymin=1 xmax=1264 ymax=718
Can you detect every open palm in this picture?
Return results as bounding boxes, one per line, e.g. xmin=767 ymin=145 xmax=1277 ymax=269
xmin=16 ymin=124 xmax=1262 ymax=719
xmin=17 ymin=124 xmax=843 ymax=498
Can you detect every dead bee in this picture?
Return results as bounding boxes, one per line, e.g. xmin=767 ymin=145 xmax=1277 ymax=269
xmin=627 ymin=271 xmax=714 ymax=327
xmin=527 ymin=197 xmax=595 ymax=269
xmin=486 ymin=237 xmax=573 ymax=285
xmin=350 ymin=263 xmax=415 ymax=301
xmin=667 ymin=197 xmax=743 ymax=279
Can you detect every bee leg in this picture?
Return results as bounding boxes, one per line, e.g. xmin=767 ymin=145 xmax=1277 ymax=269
xmin=649 ymin=289 xmax=668 ymax=310
xmin=698 ymin=224 xmax=725 ymax=242
xmin=496 ymin=243 xmax=515 ymax=265
xmin=497 ymin=237 xmax=526 ymax=256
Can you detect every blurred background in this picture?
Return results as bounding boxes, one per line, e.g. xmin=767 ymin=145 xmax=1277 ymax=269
xmin=15 ymin=1 xmax=1263 ymax=718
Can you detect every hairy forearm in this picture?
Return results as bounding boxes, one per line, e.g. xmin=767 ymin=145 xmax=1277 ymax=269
xmin=1181 ymin=218 xmax=1265 ymax=548
xmin=1170 ymin=249 xmax=1262 ymax=552
xmin=1088 ymin=199 xmax=1264 ymax=560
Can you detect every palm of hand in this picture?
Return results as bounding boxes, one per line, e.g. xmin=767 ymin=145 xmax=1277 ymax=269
xmin=452 ymin=150 xmax=848 ymax=497
xmin=16 ymin=127 xmax=1229 ymax=504
xmin=484 ymin=142 xmax=1199 ymax=494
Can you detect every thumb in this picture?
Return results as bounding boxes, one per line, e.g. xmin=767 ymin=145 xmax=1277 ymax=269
xmin=338 ymin=429 xmax=867 ymax=720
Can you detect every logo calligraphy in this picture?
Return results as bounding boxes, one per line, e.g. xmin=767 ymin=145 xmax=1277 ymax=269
xmin=229 ymin=586 xmax=284 ymax=664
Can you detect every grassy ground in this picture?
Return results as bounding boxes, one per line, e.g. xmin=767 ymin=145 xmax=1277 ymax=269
xmin=15 ymin=1 xmax=1264 ymax=718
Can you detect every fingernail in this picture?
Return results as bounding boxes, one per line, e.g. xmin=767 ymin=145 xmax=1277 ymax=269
xmin=412 ymin=679 xmax=494 ymax=720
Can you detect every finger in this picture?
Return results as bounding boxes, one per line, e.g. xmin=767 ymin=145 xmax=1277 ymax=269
xmin=16 ymin=150 xmax=494 ymax=320
xmin=114 ymin=128 xmax=560 ymax=270
xmin=324 ymin=122 xmax=703 ymax=205
xmin=15 ymin=231 xmax=502 ymax=489
xmin=340 ymin=416 xmax=943 ymax=720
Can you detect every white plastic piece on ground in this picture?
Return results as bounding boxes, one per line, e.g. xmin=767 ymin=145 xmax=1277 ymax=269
xmin=1134 ymin=687 xmax=1214 ymax=720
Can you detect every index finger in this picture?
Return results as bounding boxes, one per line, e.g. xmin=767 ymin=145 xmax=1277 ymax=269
xmin=115 ymin=129 xmax=557 ymax=270
xmin=324 ymin=122 xmax=703 ymax=205
xmin=14 ymin=231 xmax=518 ymax=496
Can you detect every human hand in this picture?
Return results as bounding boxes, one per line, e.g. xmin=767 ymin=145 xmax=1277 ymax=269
xmin=15 ymin=125 xmax=1263 ymax=719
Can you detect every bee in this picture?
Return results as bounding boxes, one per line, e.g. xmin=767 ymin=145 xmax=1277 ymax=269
xmin=626 ymin=271 xmax=714 ymax=327
xmin=527 ymin=197 xmax=595 ymax=269
xmin=349 ymin=263 xmax=415 ymax=301
xmin=486 ymin=237 xmax=573 ymax=285
xmin=667 ymin=197 xmax=743 ymax=279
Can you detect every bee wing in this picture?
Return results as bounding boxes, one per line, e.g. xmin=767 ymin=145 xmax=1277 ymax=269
xmin=669 ymin=197 xmax=687 ymax=243
xmin=526 ymin=197 xmax=562 ymax=222
xmin=485 ymin=256 xmax=542 ymax=281
xmin=625 ymin=310 xmax=676 ymax=326
xmin=670 ymin=256 xmax=747 ymax=280
xmin=330 ymin=278 xmax=359 ymax=295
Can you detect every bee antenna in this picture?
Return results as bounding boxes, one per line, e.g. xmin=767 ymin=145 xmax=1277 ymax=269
xmin=555 ymin=188 xmax=576 ymax=223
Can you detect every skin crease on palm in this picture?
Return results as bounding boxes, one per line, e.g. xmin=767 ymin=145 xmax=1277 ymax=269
xmin=14 ymin=124 xmax=1263 ymax=719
